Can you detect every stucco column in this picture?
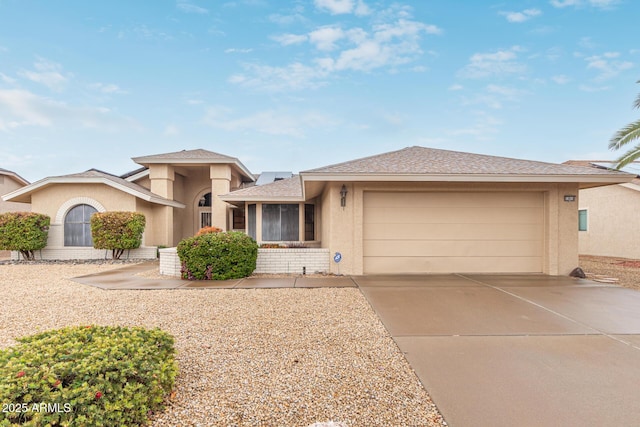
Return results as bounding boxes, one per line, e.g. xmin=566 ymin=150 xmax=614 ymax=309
xmin=210 ymin=165 xmax=231 ymax=231
xmin=149 ymin=165 xmax=175 ymax=246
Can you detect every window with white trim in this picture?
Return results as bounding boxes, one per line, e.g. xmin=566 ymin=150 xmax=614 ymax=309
xmin=64 ymin=204 xmax=97 ymax=246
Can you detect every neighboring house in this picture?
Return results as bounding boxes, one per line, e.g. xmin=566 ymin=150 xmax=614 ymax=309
xmin=3 ymin=147 xmax=632 ymax=274
xmin=564 ymin=160 xmax=640 ymax=259
xmin=0 ymin=168 xmax=30 ymax=213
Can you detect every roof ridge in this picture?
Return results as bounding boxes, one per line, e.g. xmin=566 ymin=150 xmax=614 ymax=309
xmin=302 ymin=146 xmax=413 ymax=173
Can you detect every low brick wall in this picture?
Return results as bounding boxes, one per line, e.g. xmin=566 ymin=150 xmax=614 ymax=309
xmin=158 ymin=247 xmax=330 ymax=277
xmin=11 ymin=246 xmax=158 ymax=261
xmin=159 ymin=247 xmax=181 ymax=277
xmin=255 ymin=248 xmax=330 ymax=274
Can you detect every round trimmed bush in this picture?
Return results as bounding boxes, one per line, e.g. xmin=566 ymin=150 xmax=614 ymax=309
xmin=177 ymin=231 xmax=258 ymax=280
xmin=0 ymin=325 xmax=178 ymax=426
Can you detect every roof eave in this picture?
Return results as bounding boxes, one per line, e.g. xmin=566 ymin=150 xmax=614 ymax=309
xmin=2 ymin=177 xmax=185 ymax=208
xmin=299 ymin=172 xmax=635 ymax=185
xmin=219 ymin=196 xmax=305 ymax=203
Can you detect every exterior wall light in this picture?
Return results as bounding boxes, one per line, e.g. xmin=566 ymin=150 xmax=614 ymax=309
xmin=340 ymin=185 xmax=348 ymax=208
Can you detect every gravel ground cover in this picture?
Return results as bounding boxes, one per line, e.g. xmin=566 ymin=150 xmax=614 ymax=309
xmin=579 ymin=255 xmax=640 ymax=291
xmin=0 ymin=263 xmax=445 ymax=427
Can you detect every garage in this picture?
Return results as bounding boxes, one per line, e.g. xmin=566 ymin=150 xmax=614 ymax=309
xmin=363 ymin=191 xmax=544 ymax=274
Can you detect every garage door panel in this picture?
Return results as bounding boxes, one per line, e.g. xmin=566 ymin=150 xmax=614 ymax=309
xmin=365 ymin=207 xmax=543 ymax=225
xmin=364 ymin=192 xmax=543 ymax=209
xmin=364 ymin=239 xmax=543 ymax=257
xmin=364 ymin=223 xmax=544 ymax=241
xmin=364 ymin=256 xmax=542 ymax=274
xmin=363 ymin=191 xmax=544 ymax=274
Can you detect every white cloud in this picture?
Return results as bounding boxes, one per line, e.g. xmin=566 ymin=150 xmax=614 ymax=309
xmin=234 ymin=9 xmax=441 ymax=91
xmin=0 ymin=73 xmax=16 ymax=84
xmin=458 ymin=46 xmax=526 ymax=79
xmin=499 ymin=9 xmax=541 ymax=23
xmin=176 ymin=0 xmax=208 ymax=14
xmin=89 ymin=83 xmax=127 ymax=94
xmin=271 ymin=33 xmax=308 ymax=46
xmin=202 ymin=107 xmax=336 ymax=137
xmin=449 ymin=84 xmax=464 ymax=91
xmin=18 ymin=58 xmax=71 ymax=91
xmin=447 ymin=112 xmax=502 ymax=140
xmin=585 ymin=52 xmax=633 ymax=80
xmin=551 ymin=74 xmax=571 ymax=84
xmin=314 ymin=0 xmax=370 ymax=16
xmin=229 ymin=62 xmax=328 ymax=91
xmin=309 ymin=26 xmax=345 ymax=51
xmin=224 ymin=48 xmax=253 ymax=53
xmin=550 ymin=0 xmax=619 ymax=8
xmin=163 ymin=124 xmax=180 ymax=136
xmin=0 ymin=89 xmax=139 ymax=132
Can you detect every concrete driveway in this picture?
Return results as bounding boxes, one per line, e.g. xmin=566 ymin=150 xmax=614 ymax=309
xmin=353 ymin=274 xmax=640 ymax=427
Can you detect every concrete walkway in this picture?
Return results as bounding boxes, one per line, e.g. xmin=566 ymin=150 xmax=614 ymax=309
xmin=356 ymin=274 xmax=640 ymax=427
xmin=72 ymin=261 xmax=357 ymax=289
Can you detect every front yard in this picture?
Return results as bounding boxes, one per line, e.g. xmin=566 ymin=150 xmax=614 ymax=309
xmin=0 ymin=263 xmax=444 ymax=427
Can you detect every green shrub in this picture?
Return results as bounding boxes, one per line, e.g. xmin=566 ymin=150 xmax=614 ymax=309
xmin=0 ymin=325 xmax=178 ymax=427
xmin=0 ymin=212 xmax=50 ymax=261
xmin=177 ymin=231 xmax=258 ymax=280
xmin=90 ymin=211 xmax=146 ymax=260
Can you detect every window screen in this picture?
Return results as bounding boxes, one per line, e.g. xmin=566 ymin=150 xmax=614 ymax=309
xmin=262 ymin=204 xmax=299 ymax=241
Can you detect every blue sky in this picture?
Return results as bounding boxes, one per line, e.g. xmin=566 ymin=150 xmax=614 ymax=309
xmin=0 ymin=0 xmax=638 ymax=182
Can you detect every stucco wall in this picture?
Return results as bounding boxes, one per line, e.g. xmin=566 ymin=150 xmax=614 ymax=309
xmin=578 ymin=184 xmax=640 ymax=259
xmin=318 ymin=181 xmax=580 ymax=276
xmin=0 ymin=176 xmax=30 ymax=213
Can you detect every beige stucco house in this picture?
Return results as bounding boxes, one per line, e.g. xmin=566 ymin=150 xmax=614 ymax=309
xmin=564 ymin=160 xmax=640 ymax=259
xmin=0 ymin=168 xmax=30 ymax=213
xmin=3 ymin=147 xmax=633 ymax=274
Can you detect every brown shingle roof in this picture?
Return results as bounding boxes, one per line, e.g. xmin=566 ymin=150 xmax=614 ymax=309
xmin=303 ymin=146 xmax=628 ymax=176
xmin=132 ymin=149 xmax=237 ymax=163
xmin=221 ymin=175 xmax=302 ymax=201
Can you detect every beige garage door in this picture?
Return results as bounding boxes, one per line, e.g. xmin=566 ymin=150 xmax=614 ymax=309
xmin=363 ymin=191 xmax=544 ymax=274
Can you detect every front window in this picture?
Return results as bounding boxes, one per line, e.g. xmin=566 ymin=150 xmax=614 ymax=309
xmin=64 ymin=204 xmax=97 ymax=246
xmin=262 ymin=204 xmax=299 ymax=241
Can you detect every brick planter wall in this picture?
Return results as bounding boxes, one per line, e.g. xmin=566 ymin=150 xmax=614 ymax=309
xmin=158 ymin=247 xmax=330 ymax=277
xmin=254 ymin=248 xmax=330 ymax=274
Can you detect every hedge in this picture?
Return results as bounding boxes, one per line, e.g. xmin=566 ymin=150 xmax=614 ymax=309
xmin=177 ymin=231 xmax=258 ymax=280
xmin=90 ymin=212 xmax=146 ymax=260
xmin=0 ymin=325 xmax=178 ymax=426
xmin=0 ymin=212 xmax=50 ymax=261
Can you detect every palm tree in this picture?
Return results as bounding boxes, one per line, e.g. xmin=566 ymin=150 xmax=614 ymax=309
xmin=609 ymin=80 xmax=640 ymax=169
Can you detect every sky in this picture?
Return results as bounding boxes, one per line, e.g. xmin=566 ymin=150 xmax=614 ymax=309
xmin=0 ymin=0 xmax=638 ymax=183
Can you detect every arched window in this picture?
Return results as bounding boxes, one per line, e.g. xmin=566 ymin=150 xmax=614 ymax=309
xmin=64 ymin=204 xmax=97 ymax=246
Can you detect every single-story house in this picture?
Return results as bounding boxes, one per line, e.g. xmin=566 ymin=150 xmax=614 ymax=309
xmin=0 ymin=168 xmax=30 ymax=213
xmin=564 ymin=160 xmax=640 ymax=259
xmin=3 ymin=147 xmax=633 ymax=275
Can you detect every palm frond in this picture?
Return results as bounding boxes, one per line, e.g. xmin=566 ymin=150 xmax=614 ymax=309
xmin=613 ymin=143 xmax=640 ymax=169
xmin=608 ymin=119 xmax=640 ymax=150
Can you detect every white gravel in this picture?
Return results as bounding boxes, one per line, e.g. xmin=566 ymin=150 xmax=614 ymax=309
xmin=0 ymin=263 xmax=445 ymax=426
